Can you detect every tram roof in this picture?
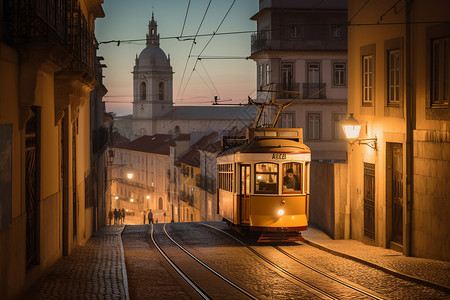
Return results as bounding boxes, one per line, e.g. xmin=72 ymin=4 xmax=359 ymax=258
xmin=219 ymin=127 xmax=310 ymax=156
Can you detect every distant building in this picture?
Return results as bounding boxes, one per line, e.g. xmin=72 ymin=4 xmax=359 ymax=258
xmin=110 ymin=131 xmax=226 ymax=223
xmin=249 ymin=0 xmax=348 ymax=162
xmin=347 ymin=0 xmax=449 ymax=261
xmin=128 ymin=13 xmax=257 ymax=139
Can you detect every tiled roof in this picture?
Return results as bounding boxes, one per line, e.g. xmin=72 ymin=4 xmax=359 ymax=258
xmin=160 ymin=105 xmax=258 ymax=120
xmin=115 ymin=134 xmax=175 ymax=155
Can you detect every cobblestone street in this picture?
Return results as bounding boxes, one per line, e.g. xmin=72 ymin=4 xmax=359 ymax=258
xmin=25 ymin=222 xmax=450 ymax=299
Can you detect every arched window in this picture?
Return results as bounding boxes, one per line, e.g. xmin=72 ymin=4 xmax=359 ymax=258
xmin=140 ymin=82 xmax=146 ymax=100
xmin=159 ymin=82 xmax=165 ymax=100
xmin=174 ymin=126 xmax=180 ymax=134
xmin=158 ymin=197 xmax=163 ymax=210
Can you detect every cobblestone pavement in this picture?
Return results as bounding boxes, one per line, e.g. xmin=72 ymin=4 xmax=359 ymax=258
xmin=26 ymin=225 xmax=129 ymax=300
xmin=24 ymin=221 xmax=450 ymax=299
xmin=302 ymin=227 xmax=450 ymax=290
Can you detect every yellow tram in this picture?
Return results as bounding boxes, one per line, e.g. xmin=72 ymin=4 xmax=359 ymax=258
xmin=217 ymin=127 xmax=311 ymax=242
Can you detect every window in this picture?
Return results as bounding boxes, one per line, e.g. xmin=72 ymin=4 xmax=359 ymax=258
xmin=431 ymin=37 xmax=450 ymax=107
xmin=331 ymin=24 xmax=344 ymax=38
xmin=140 ymin=82 xmax=146 ymax=100
xmin=308 ymin=113 xmax=320 ymax=140
xmin=280 ymin=113 xmax=293 ymax=128
xmin=290 ymin=24 xmax=302 ymax=38
xmin=265 ymin=64 xmax=270 ymax=85
xmin=282 ymin=63 xmax=293 ymax=91
xmin=388 ymin=49 xmax=400 ymax=105
xmin=362 ymin=55 xmax=373 ymax=105
xmin=282 ymin=163 xmax=302 ymax=194
xmin=333 ymin=62 xmax=346 ymax=86
xmin=159 ymin=82 xmax=165 ymax=100
xmin=255 ymin=163 xmax=278 ymax=194
xmin=259 ymin=64 xmax=264 ymax=87
xmin=218 ymin=163 xmax=233 ymax=192
xmin=334 ymin=113 xmax=346 ymax=140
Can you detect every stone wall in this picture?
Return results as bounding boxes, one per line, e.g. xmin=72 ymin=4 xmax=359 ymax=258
xmin=310 ymin=161 xmax=347 ymax=239
xmin=412 ymin=130 xmax=450 ymax=261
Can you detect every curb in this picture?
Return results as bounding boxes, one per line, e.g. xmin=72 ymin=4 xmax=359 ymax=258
xmin=303 ymin=239 xmax=450 ymax=294
xmin=119 ymin=225 xmax=130 ymax=300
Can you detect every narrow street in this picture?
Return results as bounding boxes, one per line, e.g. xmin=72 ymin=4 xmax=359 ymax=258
xmin=27 ymin=221 xmax=449 ymax=299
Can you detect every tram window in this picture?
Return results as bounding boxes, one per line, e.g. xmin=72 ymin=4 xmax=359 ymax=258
xmin=218 ymin=163 xmax=233 ymax=192
xmin=282 ymin=163 xmax=302 ymax=194
xmin=255 ymin=163 xmax=278 ymax=194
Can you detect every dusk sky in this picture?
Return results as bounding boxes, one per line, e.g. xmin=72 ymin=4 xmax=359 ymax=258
xmin=96 ymin=0 xmax=258 ymax=116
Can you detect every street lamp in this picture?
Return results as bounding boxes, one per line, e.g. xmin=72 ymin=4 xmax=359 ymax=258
xmin=341 ymin=113 xmax=377 ymax=150
xmin=127 ymin=172 xmax=134 ymax=179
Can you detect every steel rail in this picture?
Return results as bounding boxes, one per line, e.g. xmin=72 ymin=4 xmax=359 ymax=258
xmin=201 ymin=223 xmax=384 ymax=300
xmin=162 ymin=223 xmax=259 ymax=300
xmin=273 ymin=246 xmax=385 ymax=300
xmin=149 ymin=224 xmax=211 ymax=300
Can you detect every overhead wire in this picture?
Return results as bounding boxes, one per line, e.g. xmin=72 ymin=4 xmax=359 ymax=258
xmin=180 ymin=0 xmax=191 ymax=37
xmin=192 ymin=0 xmax=237 ymax=71
xmin=199 ymin=59 xmax=219 ymax=97
xmin=348 ymin=0 xmax=372 ymax=24
xmin=176 ymin=0 xmax=212 ymax=102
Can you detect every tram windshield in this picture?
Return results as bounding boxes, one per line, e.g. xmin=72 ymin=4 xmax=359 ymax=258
xmin=282 ymin=163 xmax=302 ymax=194
xmin=255 ymin=163 xmax=278 ymax=194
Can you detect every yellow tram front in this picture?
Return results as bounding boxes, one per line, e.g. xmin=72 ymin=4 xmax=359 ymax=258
xmin=217 ymin=128 xmax=311 ymax=235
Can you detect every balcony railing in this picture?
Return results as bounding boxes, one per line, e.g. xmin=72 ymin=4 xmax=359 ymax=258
xmin=5 ymin=0 xmax=95 ymax=72
xmin=302 ymin=83 xmax=327 ymax=99
xmin=251 ymin=31 xmax=269 ymax=54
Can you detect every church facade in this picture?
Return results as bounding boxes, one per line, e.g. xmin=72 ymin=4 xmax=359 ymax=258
xmin=130 ymin=14 xmax=257 ymax=139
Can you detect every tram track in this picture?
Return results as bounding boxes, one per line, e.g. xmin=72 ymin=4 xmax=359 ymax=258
xmin=149 ymin=223 xmax=260 ymax=300
xmin=201 ymin=223 xmax=386 ymax=300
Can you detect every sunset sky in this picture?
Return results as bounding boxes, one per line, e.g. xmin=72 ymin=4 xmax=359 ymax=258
xmin=96 ymin=0 xmax=258 ymax=116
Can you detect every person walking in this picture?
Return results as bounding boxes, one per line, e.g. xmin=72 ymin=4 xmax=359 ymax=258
xmin=143 ymin=211 xmax=146 ymax=224
xmin=113 ymin=208 xmax=118 ymax=225
xmin=147 ymin=209 xmax=154 ymax=224
xmin=108 ymin=210 xmax=113 ymax=226
xmin=121 ymin=208 xmax=126 ymax=224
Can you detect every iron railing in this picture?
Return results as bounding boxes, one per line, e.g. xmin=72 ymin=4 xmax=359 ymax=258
xmin=5 ymin=0 xmax=95 ymax=72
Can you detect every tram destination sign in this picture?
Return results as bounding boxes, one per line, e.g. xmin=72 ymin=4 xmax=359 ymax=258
xmin=272 ymin=153 xmax=286 ymax=160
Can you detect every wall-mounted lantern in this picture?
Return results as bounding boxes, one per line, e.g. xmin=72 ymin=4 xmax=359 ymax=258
xmin=127 ymin=172 xmax=134 ymax=179
xmin=341 ymin=113 xmax=377 ymax=150
xmin=106 ymin=149 xmax=115 ymax=166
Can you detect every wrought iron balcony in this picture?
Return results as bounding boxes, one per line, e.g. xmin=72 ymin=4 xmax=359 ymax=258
xmin=302 ymin=83 xmax=327 ymax=99
xmin=5 ymin=0 xmax=96 ymax=72
xmin=251 ymin=31 xmax=269 ymax=54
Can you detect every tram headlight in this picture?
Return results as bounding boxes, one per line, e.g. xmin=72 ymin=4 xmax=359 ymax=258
xmin=277 ymin=209 xmax=285 ymax=216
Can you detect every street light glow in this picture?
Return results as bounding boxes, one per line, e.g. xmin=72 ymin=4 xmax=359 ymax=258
xmin=341 ymin=113 xmax=361 ymax=140
xmin=127 ymin=173 xmax=133 ymax=179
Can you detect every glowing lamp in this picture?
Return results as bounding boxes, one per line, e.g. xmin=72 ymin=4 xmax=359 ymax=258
xmin=127 ymin=173 xmax=133 ymax=179
xmin=341 ymin=113 xmax=361 ymax=140
xmin=277 ymin=209 xmax=285 ymax=216
xmin=341 ymin=113 xmax=377 ymax=150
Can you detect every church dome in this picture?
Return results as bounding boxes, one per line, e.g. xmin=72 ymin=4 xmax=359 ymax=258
xmin=137 ymin=46 xmax=170 ymax=67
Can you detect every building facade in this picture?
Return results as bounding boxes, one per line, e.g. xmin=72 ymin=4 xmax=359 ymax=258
xmin=0 ymin=0 xmax=105 ymax=298
xmin=348 ymin=0 xmax=449 ymax=261
xmin=250 ymin=0 xmax=348 ymax=162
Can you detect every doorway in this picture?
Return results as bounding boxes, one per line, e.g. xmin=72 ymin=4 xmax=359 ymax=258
xmin=240 ymin=165 xmax=251 ymax=223
xmin=387 ymin=143 xmax=403 ymax=251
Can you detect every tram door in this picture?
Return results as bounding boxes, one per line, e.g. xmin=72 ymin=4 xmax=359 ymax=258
xmin=240 ymin=165 xmax=251 ymax=223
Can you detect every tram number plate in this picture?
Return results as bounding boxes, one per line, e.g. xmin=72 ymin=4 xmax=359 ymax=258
xmin=272 ymin=153 xmax=286 ymax=160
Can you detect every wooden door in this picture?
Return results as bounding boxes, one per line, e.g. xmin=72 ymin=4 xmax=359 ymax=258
xmin=240 ymin=165 xmax=250 ymax=223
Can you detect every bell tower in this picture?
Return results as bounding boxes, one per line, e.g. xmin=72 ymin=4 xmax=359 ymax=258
xmin=132 ymin=12 xmax=173 ymax=137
